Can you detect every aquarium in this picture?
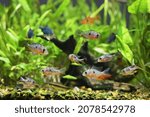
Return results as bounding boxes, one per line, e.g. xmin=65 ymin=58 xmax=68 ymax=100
xmin=0 ymin=0 xmax=150 ymax=100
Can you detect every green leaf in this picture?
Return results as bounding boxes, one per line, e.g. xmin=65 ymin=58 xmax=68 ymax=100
xmin=6 ymin=28 xmax=19 ymax=46
xmin=128 ymin=0 xmax=150 ymax=14
xmin=0 ymin=50 xmax=7 ymax=57
xmin=6 ymin=43 xmax=17 ymax=52
xmin=10 ymin=4 xmax=21 ymax=18
xmin=0 ymin=57 xmax=11 ymax=64
xmin=71 ymin=62 xmax=82 ymax=66
xmin=91 ymin=4 xmax=104 ymax=17
xmin=53 ymin=0 xmax=70 ymax=18
xmin=116 ymin=35 xmax=134 ymax=64
xmin=18 ymin=0 xmax=31 ymax=12
xmin=118 ymin=26 xmax=133 ymax=45
xmin=63 ymin=75 xmax=77 ymax=80
xmin=73 ymin=38 xmax=84 ymax=54
xmin=37 ymin=10 xmax=51 ymax=26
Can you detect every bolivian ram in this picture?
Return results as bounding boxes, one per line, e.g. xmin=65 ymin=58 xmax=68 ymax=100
xmin=41 ymin=67 xmax=65 ymax=83
xmin=18 ymin=77 xmax=36 ymax=89
xmin=27 ymin=43 xmax=48 ymax=55
xmin=82 ymin=68 xmax=112 ymax=80
xmin=120 ymin=65 xmax=139 ymax=76
xmin=68 ymin=54 xmax=85 ymax=63
xmin=97 ymin=54 xmax=115 ymax=63
xmin=78 ymin=30 xmax=100 ymax=40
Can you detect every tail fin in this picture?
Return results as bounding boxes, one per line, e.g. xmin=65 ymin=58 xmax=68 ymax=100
xmin=103 ymin=68 xmax=111 ymax=73
xmin=60 ymin=68 xmax=66 ymax=74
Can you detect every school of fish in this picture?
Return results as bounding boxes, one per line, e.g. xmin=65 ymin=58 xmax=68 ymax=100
xmin=25 ymin=22 xmax=139 ymax=87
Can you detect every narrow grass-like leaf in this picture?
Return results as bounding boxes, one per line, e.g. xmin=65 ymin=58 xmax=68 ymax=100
xmin=63 ymin=75 xmax=77 ymax=80
xmin=91 ymin=4 xmax=104 ymax=17
xmin=0 ymin=57 xmax=11 ymax=64
xmin=10 ymin=4 xmax=21 ymax=18
xmin=37 ymin=10 xmax=51 ymax=26
xmin=18 ymin=0 xmax=31 ymax=12
xmin=73 ymin=38 xmax=84 ymax=54
xmin=53 ymin=0 xmax=70 ymax=18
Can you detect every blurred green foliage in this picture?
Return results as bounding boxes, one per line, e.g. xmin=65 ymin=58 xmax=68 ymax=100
xmin=0 ymin=0 xmax=150 ymax=88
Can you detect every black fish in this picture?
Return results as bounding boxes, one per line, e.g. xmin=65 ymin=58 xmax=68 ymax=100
xmin=27 ymin=28 xmax=34 ymax=38
xmin=107 ymin=33 xmax=116 ymax=43
xmin=39 ymin=26 xmax=53 ymax=35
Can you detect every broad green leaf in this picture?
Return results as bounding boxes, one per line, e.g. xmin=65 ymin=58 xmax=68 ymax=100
xmin=63 ymin=75 xmax=77 ymax=80
xmin=116 ymin=35 xmax=134 ymax=63
xmin=94 ymin=47 xmax=107 ymax=54
xmin=18 ymin=0 xmax=31 ymax=12
xmin=118 ymin=26 xmax=133 ymax=45
xmin=128 ymin=0 xmax=150 ymax=14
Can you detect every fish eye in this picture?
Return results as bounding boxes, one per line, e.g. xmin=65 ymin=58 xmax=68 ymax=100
xmin=49 ymin=69 xmax=52 ymax=71
xmin=93 ymin=71 xmax=95 ymax=73
xmin=96 ymin=34 xmax=99 ymax=37
xmin=43 ymin=48 xmax=45 ymax=53
xmin=84 ymin=71 xmax=87 ymax=74
xmin=89 ymin=32 xmax=91 ymax=35
xmin=35 ymin=46 xmax=38 ymax=48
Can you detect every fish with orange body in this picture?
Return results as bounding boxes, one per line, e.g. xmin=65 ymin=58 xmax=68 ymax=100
xmin=82 ymin=68 xmax=112 ymax=80
xmin=27 ymin=43 xmax=48 ymax=55
xmin=41 ymin=67 xmax=65 ymax=83
xmin=81 ymin=16 xmax=99 ymax=25
xmin=41 ymin=67 xmax=65 ymax=77
xmin=78 ymin=30 xmax=100 ymax=40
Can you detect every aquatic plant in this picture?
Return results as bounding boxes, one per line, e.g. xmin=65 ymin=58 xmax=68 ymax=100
xmin=0 ymin=0 xmax=150 ymax=90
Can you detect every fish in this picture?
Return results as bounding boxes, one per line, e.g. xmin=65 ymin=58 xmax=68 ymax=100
xmin=68 ymin=54 xmax=85 ymax=63
xmin=81 ymin=16 xmax=99 ymax=25
xmin=82 ymin=68 xmax=112 ymax=80
xmin=27 ymin=43 xmax=48 ymax=55
xmin=107 ymin=33 xmax=116 ymax=43
xmin=40 ymin=26 xmax=53 ymax=35
xmin=27 ymin=28 xmax=34 ymax=38
xmin=41 ymin=67 xmax=65 ymax=77
xmin=97 ymin=54 xmax=115 ymax=63
xmin=120 ymin=65 xmax=139 ymax=76
xmin=37 ymin=26 xmax=55 ymax=41
xmin=79 ymin=30 xmax=100 ymax=40
xmin=20 ymin=77 xmax=35 ymax=84
xmin=41 ymin=67 xmax=65 ymax=83
xmin=17 ymin=77 xmax=37 ymax=89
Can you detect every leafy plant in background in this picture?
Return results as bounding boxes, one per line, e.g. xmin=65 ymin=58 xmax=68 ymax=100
xmin=0 ymin=0 xmax=150 ymax=89
xmin=127 ymin=0 xmax=150 ymax=88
